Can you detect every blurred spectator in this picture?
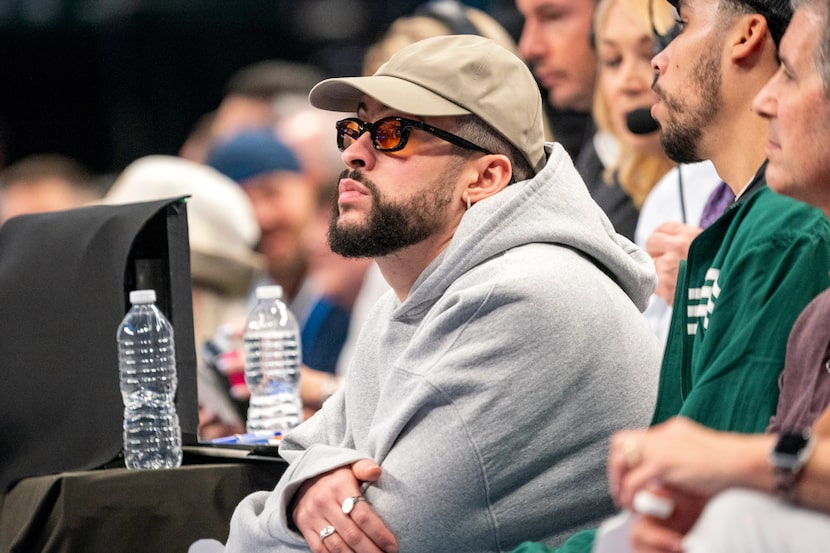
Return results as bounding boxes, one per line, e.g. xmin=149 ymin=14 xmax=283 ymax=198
xmin=212 ymin=60 xmax=325 ymax=142
xmin=178 ymin=111 xmax=217 ymax=165
xmin=206 ymin=129 xmax=315 ymax=307
xmin=592 ymin=0 xmax=675 ymax=210
xmin=179 ymin=60 xmax=325 ymax=164
xmin=517 ymin=0 xmax=639 ymax=240
xmin=0 ymin=154 xmax=105 ymax=224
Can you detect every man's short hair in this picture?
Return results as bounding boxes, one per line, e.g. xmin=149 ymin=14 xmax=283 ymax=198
xmin=715 ymin=0 xmax=793 ymax=45
xmin=454 ymin=115 xmax=534 ymax=182
xmin=792 ymin=0 xmax=830 ymax=97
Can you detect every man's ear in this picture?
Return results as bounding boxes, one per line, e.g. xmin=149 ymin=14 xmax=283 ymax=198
xmin=730 ymin=13 xmax=770 ymax=62
xmin=467 ymin=154 xmax=512 ymax=205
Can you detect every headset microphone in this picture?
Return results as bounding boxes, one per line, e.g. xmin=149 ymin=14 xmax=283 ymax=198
xmin=626 ymin=107 xmax=660 ymax=135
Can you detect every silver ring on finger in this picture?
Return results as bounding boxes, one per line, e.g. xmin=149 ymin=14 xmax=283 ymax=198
xmin=319 ymin=525 xmax=336 ymax=540
xmin=341 ymin=495 xmax=367 ymax=515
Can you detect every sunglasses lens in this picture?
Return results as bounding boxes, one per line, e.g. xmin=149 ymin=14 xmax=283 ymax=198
xmin=374 ymin=119 xmax=404 ymax=151
xmin=337 ymin=119 xmax=362 ymax=150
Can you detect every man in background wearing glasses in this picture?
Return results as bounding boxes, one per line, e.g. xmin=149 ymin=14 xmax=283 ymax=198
xmin=225 ymin=34 xmax=662 ymax=553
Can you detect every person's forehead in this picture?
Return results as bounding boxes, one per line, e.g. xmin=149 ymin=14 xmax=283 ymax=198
xmin=357 ymin=97 xmax=389 ymax=116
xmin=243 ymin=171 xmax=310 ymax=195
xmin=518 ymin=0 xmax=594 ymax=17
xmin=674 ymin=0 xmax=708 ymax=18
xmin=780 ymin=7 xmax=821 ymax=68
xmin=673 ymin=0 xmax=720 ymax=30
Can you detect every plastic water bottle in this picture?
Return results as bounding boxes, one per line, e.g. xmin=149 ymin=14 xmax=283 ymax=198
xmin=244 ymin=285 xmax=302 ymax=434
xmin=117 ymin=289 xmax=182 ymax=469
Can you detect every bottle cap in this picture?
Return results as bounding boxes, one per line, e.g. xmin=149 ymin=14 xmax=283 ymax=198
xmin=255 ymin=285 xmax=283 ymax=300
xmin=129 ymin=289 xmax=157 ymax=304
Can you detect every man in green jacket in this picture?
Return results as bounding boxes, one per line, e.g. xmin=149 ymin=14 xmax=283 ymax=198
xmin=515 ymin=0 xmax=830 ymax=550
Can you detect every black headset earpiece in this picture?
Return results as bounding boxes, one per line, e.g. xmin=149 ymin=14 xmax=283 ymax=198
xmin=413 ymin=0 xmax=481 ymax=36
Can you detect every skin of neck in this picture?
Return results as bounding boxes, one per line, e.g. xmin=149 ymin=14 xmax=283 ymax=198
xmin=705 ymin=94 xmax=770 ymax=193
xmin=706 ymin=21 xmax=780 ymax=193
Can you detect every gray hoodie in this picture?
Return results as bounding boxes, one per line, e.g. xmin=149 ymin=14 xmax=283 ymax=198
xmin=225 ymin=143 xmax=662 ymax=552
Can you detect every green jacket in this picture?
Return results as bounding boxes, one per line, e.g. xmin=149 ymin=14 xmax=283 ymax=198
xmin=514 ymin=169 xmax=830 ymax=553
xmin=651 ymin=180 xmax=830 ymax=431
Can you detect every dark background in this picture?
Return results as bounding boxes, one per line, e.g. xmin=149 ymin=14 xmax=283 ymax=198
xmin=0 ymin=0 xmax=523 ymax=175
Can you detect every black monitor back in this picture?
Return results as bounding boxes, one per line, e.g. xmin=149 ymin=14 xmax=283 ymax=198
xmin=0 ymin=197 xmax=197 ymax=493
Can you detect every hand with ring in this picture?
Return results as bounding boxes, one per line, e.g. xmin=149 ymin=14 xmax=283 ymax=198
xmin=609 ymin=417 xmax=756 ymax=510
xmin=608 ymin=428 xmax=648 ymax=507
xmin=342 ymin=495 xmax=367 ymax=514
xmin=319 ymin=525 xmax=336 ymax=540
xmin=292 ymin=459 xmax=398 ymax=553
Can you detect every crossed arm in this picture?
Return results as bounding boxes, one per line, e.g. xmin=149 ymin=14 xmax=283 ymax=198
xmin=290 ymin=460 xmax=398 ymax=553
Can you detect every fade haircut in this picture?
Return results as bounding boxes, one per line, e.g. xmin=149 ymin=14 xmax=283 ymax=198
xmin=453 ymin=115 xmax=535 ymax=183
xmin=717 ymin=0 xmax=792 ymax=45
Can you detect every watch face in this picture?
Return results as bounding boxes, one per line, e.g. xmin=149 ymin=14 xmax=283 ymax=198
xmin=772 ymin=431 xmax=812 ymax=471
xmin=775 ymin=432 xmax=810 ymax=455
xmin=771 ymin=431 xmax=813 ymax=498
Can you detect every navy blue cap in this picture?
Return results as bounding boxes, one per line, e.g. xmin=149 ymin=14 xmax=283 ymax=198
xmin=206 ymin=129 xmax=302 ymax=184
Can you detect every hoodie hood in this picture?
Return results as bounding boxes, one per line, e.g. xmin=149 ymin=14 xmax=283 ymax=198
xmin=404 ymin=142 xmax=656 ymax=315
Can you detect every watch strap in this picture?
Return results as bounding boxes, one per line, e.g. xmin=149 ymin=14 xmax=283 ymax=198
xmin=774 ymin=464 xmax=800 ymax=501
xmin=771 ymin=430 xmax=814 ymax=502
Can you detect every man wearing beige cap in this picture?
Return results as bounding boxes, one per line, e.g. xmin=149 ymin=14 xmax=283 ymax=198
xmin=225 ymin=34 xmax=662 ymax=553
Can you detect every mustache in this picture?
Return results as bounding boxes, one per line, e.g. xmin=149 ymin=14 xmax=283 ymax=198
xmin=338 ymin=169 xmax=378 ymax=194
xmin=651 ymin=81 xmax=682 ymax=114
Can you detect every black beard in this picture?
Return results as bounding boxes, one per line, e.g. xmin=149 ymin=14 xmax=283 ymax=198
xmin=656 ymin=46 xmax=722 ymax=165
xmin=660 ymin=113 xmax=704 ymax=165
xmin=328 ymin=169 xmax=453 ymax=258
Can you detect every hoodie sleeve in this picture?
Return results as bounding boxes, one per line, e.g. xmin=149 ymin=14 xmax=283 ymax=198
xmin=224 ymin=390 xmax=370 ymax=552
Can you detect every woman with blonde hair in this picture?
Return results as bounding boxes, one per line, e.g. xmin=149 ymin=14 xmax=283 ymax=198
xmin=592 ymin=0 xmax=676 ymax=209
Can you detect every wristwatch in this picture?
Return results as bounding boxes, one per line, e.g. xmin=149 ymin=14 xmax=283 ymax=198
xmin=770 ymin=429 xmax=814 ymax=501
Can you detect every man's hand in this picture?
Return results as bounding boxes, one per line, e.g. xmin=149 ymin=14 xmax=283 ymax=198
xmin=645 ymin=222 xmax=702 ymax=304
xmin=292 ymin=459 xmax=398 ymax=553
xmin=630 ymin=514 xmax=684 ymax=553
xmin=197 ymin=406 xmax=244 ymax=440
xmin=608 ymin=418 xmax=741 ymax=508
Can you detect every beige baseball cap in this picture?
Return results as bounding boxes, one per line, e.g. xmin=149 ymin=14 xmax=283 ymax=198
xmin=309 ymin=34 xmax=547 ymax=176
